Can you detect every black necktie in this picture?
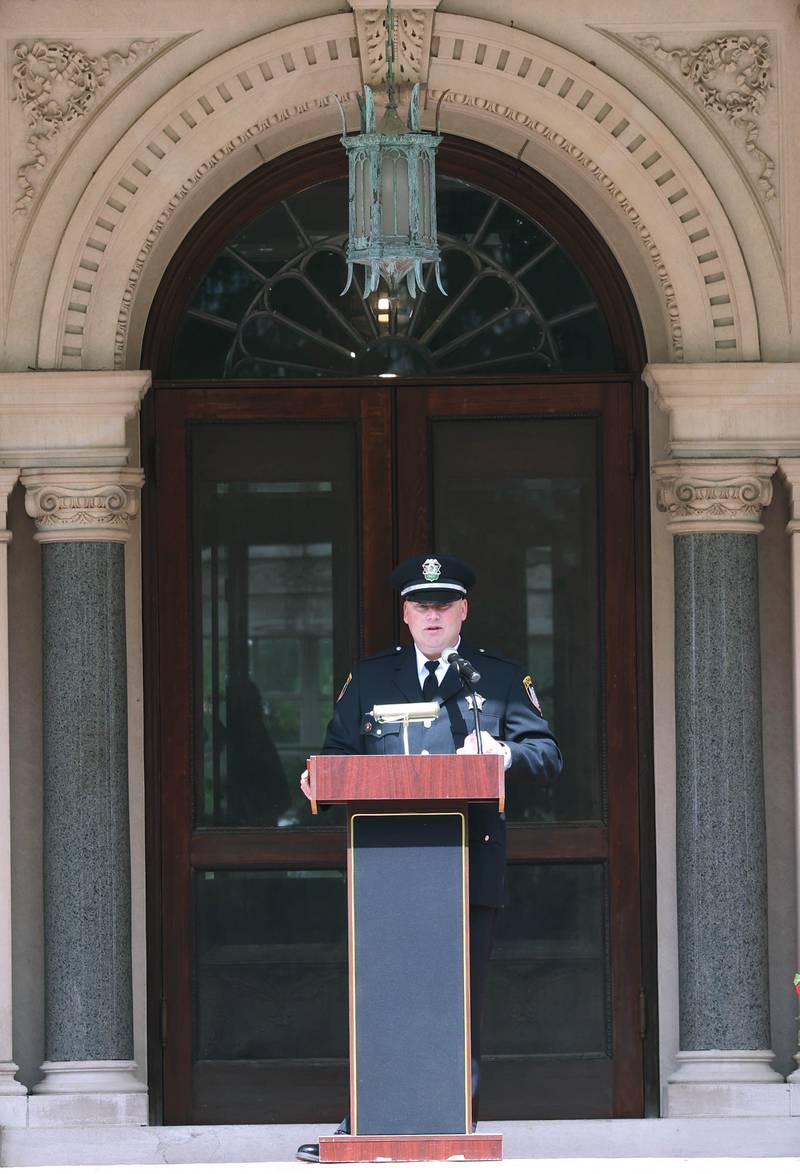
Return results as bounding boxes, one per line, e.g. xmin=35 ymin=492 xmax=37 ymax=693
xmin=422 ymin=659 xmax=440 ymax=701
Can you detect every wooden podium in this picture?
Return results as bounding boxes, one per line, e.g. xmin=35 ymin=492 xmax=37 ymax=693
xmin=308 ymin=754 xmax=504 ymax=1163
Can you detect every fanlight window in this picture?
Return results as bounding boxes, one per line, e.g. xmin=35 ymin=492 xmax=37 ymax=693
xmin=170 ymin=176 xmax=616 ymax=378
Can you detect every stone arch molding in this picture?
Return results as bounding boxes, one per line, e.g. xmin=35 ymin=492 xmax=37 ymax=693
xmin=33 ymin=12 xmax=760 ymax=371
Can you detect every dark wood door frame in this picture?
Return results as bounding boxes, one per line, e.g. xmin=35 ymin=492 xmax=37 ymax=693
xmin=140 ymin=133 xmax=656 ymax=1125
xmin=142 ymin=373 xmax=656 ymax=1123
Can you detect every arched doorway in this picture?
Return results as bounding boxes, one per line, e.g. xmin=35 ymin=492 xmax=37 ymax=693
xmin=142 ymin=137 xmax=652 ymax=1125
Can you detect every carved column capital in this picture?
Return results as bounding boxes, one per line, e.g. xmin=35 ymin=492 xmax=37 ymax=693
xmin=21 ymin=468 xmax=144 ymax=544
xmin=653 ymin=458 xmax=775 ymax=534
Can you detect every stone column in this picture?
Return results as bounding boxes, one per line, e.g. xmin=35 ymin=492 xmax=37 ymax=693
xmin=778 ymin=460 xmax=800 ymax=1093
xmin=0 ymin=470 xmax=28 ymax=1126
xmin=654 ymin=458 xmax=787 ymax=1116
xmin=21 ymin=469 xmax=147 ymax=1127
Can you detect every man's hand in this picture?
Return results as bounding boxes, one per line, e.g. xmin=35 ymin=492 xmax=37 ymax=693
xmin=300 ymin=769 xmax=311 ymax=801
xmin=457 ymin=730 xmax=506 ymax=757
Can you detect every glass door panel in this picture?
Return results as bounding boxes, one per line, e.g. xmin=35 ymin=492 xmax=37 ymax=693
xmin=192 ymin=423 xmax=358 ymax=829
xmin=433 ymin=416 xmax=602 ymax=823
xmin=397 ymin=382 xmax=640 ymax=1118
xmin=431 ymin=412 xmax=611 ymax=1116
xmin=156 ymin=386 xmax=392 ymax=1125
xmin=189 ymin=421 xmax=359 ymax=1120
xmin=194 ymin=868 xmax=348 ymax=1122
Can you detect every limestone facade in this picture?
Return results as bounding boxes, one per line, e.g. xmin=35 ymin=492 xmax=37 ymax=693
xmin=1 ymin=0 xmax=799 ymax=1151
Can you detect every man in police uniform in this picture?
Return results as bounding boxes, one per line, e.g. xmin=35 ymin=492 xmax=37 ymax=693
xmin=297 ymin=554 xmax=561 ymax=1160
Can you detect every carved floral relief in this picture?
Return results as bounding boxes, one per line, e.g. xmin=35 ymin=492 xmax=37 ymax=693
xmin=635 ymin=33 xmax=776 ymax=202
xmin=12 ymin=38 xmax=156 ymax=213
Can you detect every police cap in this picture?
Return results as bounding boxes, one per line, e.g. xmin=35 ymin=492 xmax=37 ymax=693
xmin=391 ymin=554 xmax=476 ymax=602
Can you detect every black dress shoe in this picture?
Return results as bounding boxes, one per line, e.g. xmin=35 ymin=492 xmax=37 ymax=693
xmin=296 ymin=1124 xmax=348 ymax=1162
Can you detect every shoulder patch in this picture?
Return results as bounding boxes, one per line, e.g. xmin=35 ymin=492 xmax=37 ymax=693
xmin=523 ymin=674 xmax=542 ymax=715
xmin=336 ymin=672 xmax=352 ymax=703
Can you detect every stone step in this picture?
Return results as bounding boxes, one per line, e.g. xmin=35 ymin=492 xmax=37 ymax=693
xmin=2 ymin=1119 xmax=800 ymax=1167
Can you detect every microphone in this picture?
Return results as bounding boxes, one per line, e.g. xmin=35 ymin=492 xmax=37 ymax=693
xmin=442 ymin=647 xmax=481 ymax=687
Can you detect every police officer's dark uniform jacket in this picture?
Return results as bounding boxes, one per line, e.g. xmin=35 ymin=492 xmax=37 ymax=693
xmin=295 ymin=556 xmax=562 ymax=1158
xmin=322 ymin=641 xmax=562 ymax=907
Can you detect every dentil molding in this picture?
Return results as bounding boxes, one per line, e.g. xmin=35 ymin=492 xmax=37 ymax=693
xmin=26 ymin=13 xmax=758 ymax=369
xmin=22 ymin=468 xmax=144 ymax=544
xmin=429 ymin=87 xmax=683 ymax=361
xmin=113 ymin=80 xmax=684 ymax=368
xmin=113 ymin=89 xmax=361 ymax=369
xmin=653 ymin=458 xmax=775 ymax=535
xmin=593 ymin=24 xmax=785 ymax=315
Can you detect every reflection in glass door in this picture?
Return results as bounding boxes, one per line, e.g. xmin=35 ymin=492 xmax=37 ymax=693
xmin=153 ymin=379 xmax=642 ymax=1123
xmin=193 ymin=425 xmax=358 ymax=829
xmin=189 ymin=423 xmax=359 ymax=1121
xmin=433 ymin=413 xmax=610 ymax=1115
xmin=398 ymin=382 xmax=641 ymax=1117
xmin=155 ymin=387 xmax=392 ymax=1124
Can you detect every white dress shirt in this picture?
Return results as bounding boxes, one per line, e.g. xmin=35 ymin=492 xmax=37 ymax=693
xmin=413 ymin=641 xmax=458 ymax=690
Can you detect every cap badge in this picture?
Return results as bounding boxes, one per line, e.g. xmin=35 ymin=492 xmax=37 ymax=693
xmin=422 ymin=558 xmax=442 ymax=582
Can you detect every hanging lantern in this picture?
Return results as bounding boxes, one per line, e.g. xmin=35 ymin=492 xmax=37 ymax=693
xmin=336 ymin=2 xmax=445 ymax=299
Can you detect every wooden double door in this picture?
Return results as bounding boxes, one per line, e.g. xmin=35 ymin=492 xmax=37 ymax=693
xmin=150 ymin=376 xmax=644 ymax=1124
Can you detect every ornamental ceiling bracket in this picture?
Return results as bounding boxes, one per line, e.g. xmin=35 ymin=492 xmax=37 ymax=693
xmin=349 ymin=0 xmax=441 ymax=89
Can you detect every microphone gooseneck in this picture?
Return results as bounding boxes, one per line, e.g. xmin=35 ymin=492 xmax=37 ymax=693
xmin=442 ymin=647 xmax=481 ymax=686
xmin=442 ymin=647 xmax=483 ymax=753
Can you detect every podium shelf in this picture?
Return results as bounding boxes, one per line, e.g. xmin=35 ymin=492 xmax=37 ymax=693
xmin=308 ymin=754 xmax=504 ymax=810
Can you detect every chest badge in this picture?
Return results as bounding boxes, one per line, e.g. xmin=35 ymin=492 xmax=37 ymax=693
xmin=465 ymin=693 xmax=485 ymax=711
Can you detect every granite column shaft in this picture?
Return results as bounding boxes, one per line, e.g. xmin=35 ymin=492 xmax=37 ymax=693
xmin=655 ymin=459 xmax=782 ymax=1108
xmin=22 ymin=469 xmax=146 ymax=1125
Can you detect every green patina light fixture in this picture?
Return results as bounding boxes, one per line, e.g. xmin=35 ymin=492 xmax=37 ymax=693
xmin=336 ymin=1 xmax=445 ymax=298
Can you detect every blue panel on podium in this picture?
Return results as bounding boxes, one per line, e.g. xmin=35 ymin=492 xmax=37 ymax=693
xmin=349 ymin=811 xmax=469 ymax=1136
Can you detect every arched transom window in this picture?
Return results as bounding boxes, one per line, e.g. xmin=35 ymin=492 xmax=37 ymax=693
xmin=170 ymin=175 xmax=617 ymax=378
